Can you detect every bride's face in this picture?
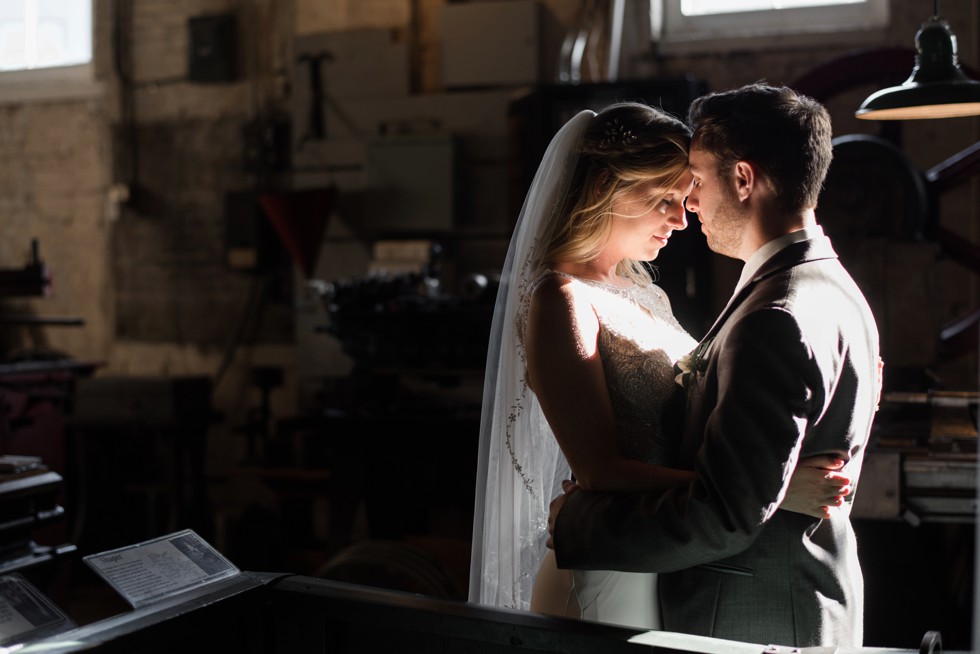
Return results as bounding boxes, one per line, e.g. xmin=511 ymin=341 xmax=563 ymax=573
xmin=606 ymin=171 xmax=693 ymax=262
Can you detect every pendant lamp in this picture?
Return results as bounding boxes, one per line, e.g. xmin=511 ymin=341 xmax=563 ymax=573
xmin=856 ymin=0 xmax=980 ymax=120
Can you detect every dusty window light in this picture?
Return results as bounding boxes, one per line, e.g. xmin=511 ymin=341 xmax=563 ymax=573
xmin=653 ymin=0 xmax=889 ymax=54
xmin=0 ymin=0 xmax=97 ymax=104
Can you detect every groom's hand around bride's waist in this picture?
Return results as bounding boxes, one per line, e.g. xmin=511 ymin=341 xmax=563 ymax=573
xmin=546 ymin=479 xmax=581 ymax=550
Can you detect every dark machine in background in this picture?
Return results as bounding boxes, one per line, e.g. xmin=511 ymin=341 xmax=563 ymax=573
xmin=0 ymin=241 xmax=89 ymax=605
xmin=314 ymin=244 xmax=494 ymax=372
xmin=290 ymin=245 xmax=492 ymax=596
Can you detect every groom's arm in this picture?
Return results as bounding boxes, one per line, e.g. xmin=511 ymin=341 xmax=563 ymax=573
xmin=553 ymin=308 xmax=822 ymax=573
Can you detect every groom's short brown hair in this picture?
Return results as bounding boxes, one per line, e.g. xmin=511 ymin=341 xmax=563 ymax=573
xmin=688 ymin=82 xmax=833 ymax=215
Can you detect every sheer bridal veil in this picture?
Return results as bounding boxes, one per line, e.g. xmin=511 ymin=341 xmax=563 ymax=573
xmin=469 ymin=109 xmax=595 ymax=609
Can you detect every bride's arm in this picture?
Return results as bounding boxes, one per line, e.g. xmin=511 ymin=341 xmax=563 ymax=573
xmin=781 ymin=455 xmax=852 ymax=519
xmin=779 ymin=357 xmax=882 ymax=518
xmin=525 ymin=277 xmax=695 ymax=493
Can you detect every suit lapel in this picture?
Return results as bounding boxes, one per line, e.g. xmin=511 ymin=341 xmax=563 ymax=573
xmin=699 ymin=236 xmax=839 ymax=343
xmin=677 ymin=236 xmax=840 ymax=464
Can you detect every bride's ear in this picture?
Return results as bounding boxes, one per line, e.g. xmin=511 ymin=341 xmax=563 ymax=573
xmin=594 ymin=171 xmax=611 ymax=195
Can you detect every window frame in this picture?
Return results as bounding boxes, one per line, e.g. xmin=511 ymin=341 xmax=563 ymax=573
xmin=653 ymin=0 xmax=890 ymax=54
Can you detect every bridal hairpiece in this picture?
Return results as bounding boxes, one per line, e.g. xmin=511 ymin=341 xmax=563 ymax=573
xmin=600 ymin=118 xmax=638 ymax=149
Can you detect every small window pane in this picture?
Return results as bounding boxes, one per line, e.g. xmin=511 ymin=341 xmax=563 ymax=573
xmin=0 ymin=26 xmax=26 ymax=69
xmin=0 ymin=0 xmax=90 ymax=71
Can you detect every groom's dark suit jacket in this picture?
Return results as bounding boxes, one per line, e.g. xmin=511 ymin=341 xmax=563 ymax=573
xmin=554 ymin=234 xmax=880 ymax=648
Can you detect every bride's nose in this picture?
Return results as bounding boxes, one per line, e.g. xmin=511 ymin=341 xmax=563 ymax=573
xmin=669 ymin=201 xmax=687 ymax=228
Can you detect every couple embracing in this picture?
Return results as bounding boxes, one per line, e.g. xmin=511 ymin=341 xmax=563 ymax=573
xmin=468 ymin=82 xmax=881 ymax=649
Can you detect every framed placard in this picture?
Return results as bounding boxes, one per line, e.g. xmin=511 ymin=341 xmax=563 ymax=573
xmin=83 ymin=529 xmax=239 ymax=608
xmin=0 ymin=573 xmax=74 ymax=646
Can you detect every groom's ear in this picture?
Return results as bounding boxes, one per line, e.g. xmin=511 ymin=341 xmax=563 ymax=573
xmin=733 ymin=160 xmax=755 ymax=201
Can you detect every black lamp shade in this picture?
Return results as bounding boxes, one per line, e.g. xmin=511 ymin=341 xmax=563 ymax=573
xmin=856 ymin=16 xmax=980 ymax=120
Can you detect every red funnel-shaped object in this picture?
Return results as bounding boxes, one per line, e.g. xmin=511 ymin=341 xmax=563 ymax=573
xmin=258 ymin=187 xmax=335 ymax=278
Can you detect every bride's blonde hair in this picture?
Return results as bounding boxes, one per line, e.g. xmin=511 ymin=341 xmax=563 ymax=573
xmin=538 ymin=102 xmax=691 ymax=285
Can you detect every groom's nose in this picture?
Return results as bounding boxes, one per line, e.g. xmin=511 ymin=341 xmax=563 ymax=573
xmin=683 ymin=193 xmax=698 ymax=218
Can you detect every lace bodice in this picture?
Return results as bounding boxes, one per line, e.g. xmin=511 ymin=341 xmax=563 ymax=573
xmin=541 ymin=271 xmax=697 ymax=464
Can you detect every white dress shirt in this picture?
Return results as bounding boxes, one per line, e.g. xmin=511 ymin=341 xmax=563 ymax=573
xmin=732 ymin=224 xmax=825 ymax=298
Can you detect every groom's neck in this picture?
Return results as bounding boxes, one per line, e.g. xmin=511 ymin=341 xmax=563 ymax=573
xmin=738 ymin=208 xmax=817 ymax=261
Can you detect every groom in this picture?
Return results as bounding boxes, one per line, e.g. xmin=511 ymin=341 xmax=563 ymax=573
xmin=547 ymin=83 xmax=880 ymax=648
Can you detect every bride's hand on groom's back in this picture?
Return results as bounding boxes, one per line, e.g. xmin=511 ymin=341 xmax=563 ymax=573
xmin=780 ymin=455 xmax=852 ymax=519
xmin=546 ymin=480 xmax=582 ymax=550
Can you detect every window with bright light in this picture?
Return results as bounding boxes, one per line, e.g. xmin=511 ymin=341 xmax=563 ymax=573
xmin=0 ymin=0 xmax=92 ymax=72
xmin=680 ymin=0 xmax=868 ymax=15
xmin=655 ymin=0 xmax=889 ymax=52
xmin=0 ymin=0 xmax=97 ymax=104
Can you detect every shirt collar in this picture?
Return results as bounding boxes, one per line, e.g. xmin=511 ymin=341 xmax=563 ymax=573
xmin=733 ymin=224 xmax=825 ymax=295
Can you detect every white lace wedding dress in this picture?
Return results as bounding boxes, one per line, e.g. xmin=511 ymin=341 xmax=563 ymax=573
xmin=539 ymin=270 xmax=697 ymax=630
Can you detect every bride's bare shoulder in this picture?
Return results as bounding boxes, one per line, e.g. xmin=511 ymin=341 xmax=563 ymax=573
xmin=527 ymin=272 xmax=595 ymax=332
xmin=529 ymin=271 xmax=578 ymax=312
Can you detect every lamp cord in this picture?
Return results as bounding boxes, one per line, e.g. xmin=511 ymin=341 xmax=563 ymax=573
xmin=933 ymin=0 xmax=939 ymax=18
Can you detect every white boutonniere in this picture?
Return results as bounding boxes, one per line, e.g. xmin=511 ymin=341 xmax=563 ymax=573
xmin=675 ymin=339 xmax=712 ymax=391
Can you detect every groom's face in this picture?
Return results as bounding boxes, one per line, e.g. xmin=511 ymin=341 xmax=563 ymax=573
xmin=685 ymin=145 xmax=747 ymax=259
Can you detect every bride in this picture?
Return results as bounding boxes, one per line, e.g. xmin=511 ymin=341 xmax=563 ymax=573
xmin=468 ymin=102 xmax=849 ymax=629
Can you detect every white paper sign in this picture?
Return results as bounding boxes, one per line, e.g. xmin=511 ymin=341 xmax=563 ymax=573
xmin=83 ymin=530 xmax=239 ymax=608
xmin=0 ymin=574 xmax=73 ymax=646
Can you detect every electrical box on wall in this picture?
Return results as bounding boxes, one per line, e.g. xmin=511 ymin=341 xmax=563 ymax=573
xmin=188 ymin=13 xmax=238 ymax=83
